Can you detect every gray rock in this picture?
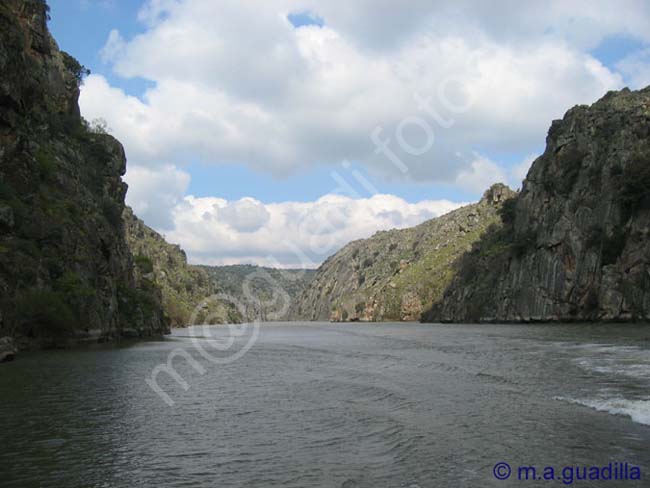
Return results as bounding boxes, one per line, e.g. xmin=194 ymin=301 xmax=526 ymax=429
xmin=0 ymin=336 xmax=16 ymax=362
xmin=292 ymin=184 xmax=516 ymax=322
xmin=0 ymin=205 xmax=14 ymax=228
xmin=424 ymin=86 xmax=650 ymax=323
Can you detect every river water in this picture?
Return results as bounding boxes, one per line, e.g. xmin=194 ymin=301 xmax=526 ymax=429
xmin=1 ymin=322 xmax=649 ymax=487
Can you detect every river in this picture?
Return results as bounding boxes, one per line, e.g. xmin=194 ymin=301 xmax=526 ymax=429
xmin=1 ymin=322 xmax=649 ymax=487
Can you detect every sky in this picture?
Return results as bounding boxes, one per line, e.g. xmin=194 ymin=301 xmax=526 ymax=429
xmin=48 ymin=0 xmax=650 ymax=267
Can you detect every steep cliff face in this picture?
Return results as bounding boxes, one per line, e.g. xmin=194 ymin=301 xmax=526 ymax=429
xmin=293 ymin=184 xmax=515 ymax=322
xmin=124 ymin=208 xmax=242 ymax=326
xmin=199 ymin=264 xmax=316 ymax=321
xmin=0 ymin=0 xmax=167 ymax=347
xmin=424 ymin=87 xmax=650 ymax=323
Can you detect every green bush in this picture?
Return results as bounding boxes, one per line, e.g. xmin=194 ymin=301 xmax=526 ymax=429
xmin=511 ymin=230 xmax=537 ymax=258
xmin=61 ymin=51 xmax=90 ymax=85
xmin=134 ymin=255 xmax=154 ymax=274
xmin=35 ymin=147 xmax=57 ymax=181
xmin=619 ymin=153 xmax=650 ymax=220
xmin=0 ymin=180 xmax=15 ymax=201
xmin=56 ymin=271 xmax=95 ymax=302
xmin=118 ymin=283 xmax=159 ymax=322
xmin=498 ymin=198 xmax=517 ymax=226
xmin=16 ymin=290 xmax=77 ymax=339
xmin=101 ymin=197 xmax=123 ymax=228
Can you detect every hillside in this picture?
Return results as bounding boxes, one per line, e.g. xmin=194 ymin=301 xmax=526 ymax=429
xmin=0 ymin=0 xmax=167 ymax=348
xmin=292 ymin=184 xmax=516 ymax=322
xmin=199 ymin=265 xmax=316 ymax=321
xmin=423 ymin=87 xmax=650 ymax=323
xmin=123 ymin=208 xmax=242 ymax=326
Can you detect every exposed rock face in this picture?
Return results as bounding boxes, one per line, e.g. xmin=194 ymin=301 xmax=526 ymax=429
xmin=0 ymin=0 xmax=167 ymax=348
xmin=199 ymin=264 xmax=316 ymax=321
xmin=123 ymin=208 xmax=242 ymax=326
xmin=292 ymin=184 xmax=516 ymax=322
xmin=0 ymin=336 xmax=16 ymax=362
xmin=423 ymin=87 xmax=650 ymax=323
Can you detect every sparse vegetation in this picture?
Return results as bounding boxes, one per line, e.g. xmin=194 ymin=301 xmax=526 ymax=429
xmin=619 ymin=152 xmax=650 ymax=220
xmin=498 ymin=198 xmax=517 ymax=226
xmin=61 ymin=51 xmax=90 ymax=85
xmin=35 ymin=146 xmax=57 ymax=181
xmin=15 ymin=290 xmax=77 ymax=341
xmin=134 ymin=255 xmax=154 ymax=274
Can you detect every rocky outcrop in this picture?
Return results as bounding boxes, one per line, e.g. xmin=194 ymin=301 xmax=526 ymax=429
xmin=0 ymin=337 xmax=16 ymax=362
xmin=292 ymin=184 xmax=516 ymax=322
xmin=423 ymin=87 xmax=650 ymax=323
xmin=0 ymin=0 xmax=167 ymax=348
xmin=124 ymin=208 xmax=242 ymax=326
xmin=199 ymin=264 xmax=316 ymax=321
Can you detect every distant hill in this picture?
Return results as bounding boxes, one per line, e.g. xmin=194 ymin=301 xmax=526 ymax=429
xmin=123 ymin=208 xmax=242 ymax=326
xmin=199 ymin=265 xmax=317 ymax=321
xmin=291 ymin=184 xmax=516 ymax=322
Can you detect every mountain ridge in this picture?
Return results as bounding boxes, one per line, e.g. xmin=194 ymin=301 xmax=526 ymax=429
xmin=423 ymin=86 xmax=650 ymax=323
xmin=292 ymin=184 xmax=516 ymax=322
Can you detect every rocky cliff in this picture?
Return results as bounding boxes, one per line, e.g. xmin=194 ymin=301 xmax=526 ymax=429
xmin=0 ymin=0 xmax=167 ymax=348
xmin=423 ymin=87 xmax=650 ymax=323
xmin=292 ymin=184 xmax=516 ymax=322
xmin=123 ymin=208 xmax=241 ymax=326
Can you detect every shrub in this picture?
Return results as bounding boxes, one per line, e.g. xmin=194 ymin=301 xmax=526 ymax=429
xmin=0 ymin=180 xmax=14 ymax=201
xmin=118 ymin=283 xmax=159 ymax=321
xmin=101 ymin=197 xmax=123 ymax=228
xmin=499 ymin=198 xmax=517 ymax=226
xmin=555 ymin=143 xmax=585 ymax=195
xmin=601 ymin=229 xmax=627 ymax=266
xmin=56 ymin=271 xmax=95 ymax=303
xmin=89 ymin=118 xmax=109 ymax=135
xmin=16 ymin=290 xmax=77 ymax=339
xmin=61 ymin=51 xmax=90 ymax=86
xmin=619 ymin=153 xmax=650 ymax=220
xmin=511 ymin=230 xmax=537 ymax=258
xmin=35 ymin=147 xmax=57 ymax=181
xmin=134 ymin=255 xmax=154 ymax=274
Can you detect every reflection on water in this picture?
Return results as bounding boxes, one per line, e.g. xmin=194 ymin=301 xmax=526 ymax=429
xmin=1 ymin=322 xmax=649 ymax=487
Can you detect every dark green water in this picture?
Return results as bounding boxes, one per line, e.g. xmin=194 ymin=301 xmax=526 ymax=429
xmin=1 ymin=322 xmax=649 ymax=487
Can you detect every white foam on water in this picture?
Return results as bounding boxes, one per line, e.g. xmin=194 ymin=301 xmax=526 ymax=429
xmin=555 ymin=396 xmax=650 ymax=426
xmin=568 ymin=343 xmax=650 ymax=380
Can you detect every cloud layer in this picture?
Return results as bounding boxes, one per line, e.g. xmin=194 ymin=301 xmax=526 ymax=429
xmin=165 ymin=194 xmax=461 ymax=267
xmin=81 ymin=0 xmax=635 ymax=181
xmin=77 ymin=0 xmax=650 ymax=265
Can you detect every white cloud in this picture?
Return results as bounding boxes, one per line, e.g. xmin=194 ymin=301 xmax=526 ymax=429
xmin=510 ymin=154 xmax=539 ymax=189
xmin=100 ymin=29 xmax=126 ymax=63
xmin=617 ymin=48 xmax=650 ymax=89
xmin=455 ymin=155 xmax=508 ymax=194
xmin=75 ymin=0 xmax=650 ymax=265
xmin=80 ymin=0 xmax=629 ymax=186
xmin=165 ymin=193 xmax=461 ymax=267
xmin=124 ymin=164 xmax=190 ymax=229
xmin=217 ymin=198 xmax=271 ymax=233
